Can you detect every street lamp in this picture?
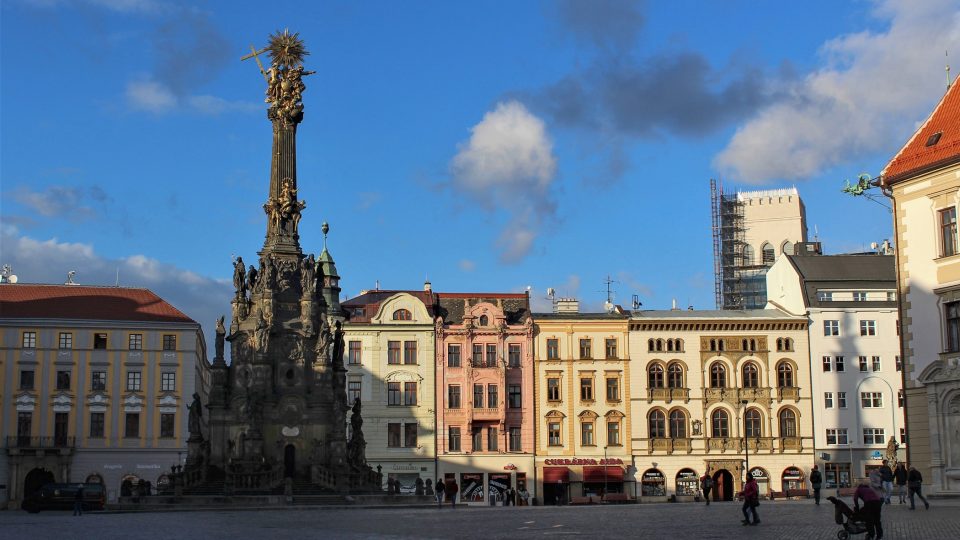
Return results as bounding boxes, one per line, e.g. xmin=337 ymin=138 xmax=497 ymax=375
xmin=604 ymin=445 xmax=609 ymax=499
xmin=741 ymin=399 xmax=750 ymax=481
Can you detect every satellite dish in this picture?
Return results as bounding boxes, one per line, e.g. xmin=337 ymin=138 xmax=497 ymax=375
xmin=8 ymin=275 xmax=17 ymax=283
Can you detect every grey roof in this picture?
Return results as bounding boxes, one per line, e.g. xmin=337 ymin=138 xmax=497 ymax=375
xmin=787 ymin=254 xmax=895 ymax=282
xmin=533 ymin=311 xmax=629 ymax=320
xmin=630 ymin=308 xmax=803 ymax=320
xmin=436 ymin=293 xmax=531 ymax=326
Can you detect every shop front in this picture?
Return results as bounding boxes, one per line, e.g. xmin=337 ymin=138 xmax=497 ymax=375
xmin=782 ymin=466 xmax=805 ymax=491
xmin=379 ymin=460 xmax=436 ymax=493
xmin=538 ymin=457 xmax=628 ymax=503
xmin=824 ymin=462 xmax=851 ymax=489
xmin=675 ymin=468 xmax=699 ymax=497
xmin=640 ymin=468 xmax=666 ymax=497
xmin=749 ymin=467 xmax=769 ymax=497
xmin=438 ymin=456 xmax=533 ymax=505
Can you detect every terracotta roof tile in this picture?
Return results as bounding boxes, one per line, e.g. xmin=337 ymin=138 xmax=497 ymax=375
xmin=882 ymin=82 xmax=960 ymax=185
xmin=0 ymin=284 xmax=196 ymax=324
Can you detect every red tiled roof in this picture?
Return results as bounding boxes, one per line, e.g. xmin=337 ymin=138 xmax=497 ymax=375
xmin=0 ymin=284 xmax=196 ymax=324
xmin=882 ymin=81 xmax=960 ymax=185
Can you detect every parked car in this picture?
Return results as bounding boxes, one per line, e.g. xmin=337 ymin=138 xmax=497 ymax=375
xmin=21 ymin=483 xmax=105 ymax=513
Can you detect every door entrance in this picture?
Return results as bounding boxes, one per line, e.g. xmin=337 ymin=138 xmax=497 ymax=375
xmin=712 ymin=469 xmax=734 ymax=501
xmin=24 ymin=468 xmax=55 ymax=499
xmin=284 ymin=444 xmax=296 ymax=478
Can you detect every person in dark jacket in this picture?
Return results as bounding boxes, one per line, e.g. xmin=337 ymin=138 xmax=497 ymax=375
xmin=854 ymin=478 xmax=884 ymax=539
xmin=73 ymin=485 xmax=84 ymax=517
xmin=878 ymin=460 xmax=894 ymax=504
xmin=810 ymin=465 xmax=823 ymax=505
xmin=893 ymin=463 xmax=908 ymax=504
xmin=907 ymin=466 xmax=930 ymax=510
xmin=435 ymin=479 xmax=445 ymax=508
xmin=739 ymin=477 xmax=760 ymax=526
xmin=445 ymin=479 xmax=459 ymax=508
xmin=700 ymin=473 xmax=713 ymax=505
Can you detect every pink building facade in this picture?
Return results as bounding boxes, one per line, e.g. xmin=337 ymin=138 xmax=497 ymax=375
xmin=435 ymin=293 xmax=535 ymax=504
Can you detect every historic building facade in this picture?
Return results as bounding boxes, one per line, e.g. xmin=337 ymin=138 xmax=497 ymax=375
xmin=628 ymin=309 xmax=813 ymax=501
xmin=0 ymin=284 xmax=203 ymax=506
xmin=342 ymin=288 xmax=438 ymax=491
xmin=766 ymin=251 xmax=903 ymax=487
xmin=435 ymin=293 xmax=534 ymax=504
xmin=533 ymin=300 xmax=632 ymax=505
xmin=880 ymin=80 xmax=960 ymax=495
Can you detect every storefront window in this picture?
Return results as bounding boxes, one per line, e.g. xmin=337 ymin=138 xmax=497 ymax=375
xmin=488 ymin=473 xmax=511 ymax=504
xmin=641 ymin=469 xmax=665 ymax=496
xmin=824 ymin=463 xmax=851 ymax=488
xmin=461 ymin=473 xmax=485 ymax=501
xmin=781 ymin=466 xmax=805 ymax=490
xmin=675 ymin=469 xmax=698 ymax=496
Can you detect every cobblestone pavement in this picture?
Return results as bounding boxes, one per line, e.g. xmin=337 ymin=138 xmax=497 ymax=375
xmin=2 ymin=497 xmax=959 ymax=539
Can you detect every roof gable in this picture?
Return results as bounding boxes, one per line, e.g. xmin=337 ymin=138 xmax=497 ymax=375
xmin=882 ymin=82 xmax=960 ymax=184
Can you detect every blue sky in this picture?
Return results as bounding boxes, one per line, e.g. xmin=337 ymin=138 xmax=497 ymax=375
xmin=2 ymin=0 xmax=959 ymax=341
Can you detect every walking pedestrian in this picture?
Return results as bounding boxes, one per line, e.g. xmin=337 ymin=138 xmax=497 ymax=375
xmin=907 ymin=466 xmax=930 ymax=510
xmin=520 ymin=487 xmax=530 ymax=506
xmin=810 ymin=465 xmax=823 ymax=505
xmin=700 ymin=472 xmax=713 ymax=505
xmin=739 ymin=476 xmax=760 ymax=526
xmin=854 ymin=478 xmax=884 ymax=539
xmin=445 ymin=479 xmax=459 ymax=508
xmin=73 ymin=485 xmax=84 ymax=517
xmin=435 ymin=479 xmax=445 ymax=508
xmin=894 ymin=463 xmax=907 ymax=504
xmin=878 ymin=460 xmax=894 ymax=504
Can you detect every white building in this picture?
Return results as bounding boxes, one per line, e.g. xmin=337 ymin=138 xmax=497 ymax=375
xmin=766 ymin=251 xmax=903 ymax=487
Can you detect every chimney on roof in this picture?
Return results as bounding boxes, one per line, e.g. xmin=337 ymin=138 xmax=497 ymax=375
xmin=671 ymin=298 xmax=679 ymax=311
xmin=554 ymin=298 xmax=579 ymax=314
xmin=424 ymin=280 xmax=432 ymax=292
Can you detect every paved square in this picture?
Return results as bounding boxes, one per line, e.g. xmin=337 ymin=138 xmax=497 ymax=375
xmin=2 ymin=497 xmax=958 ymax=539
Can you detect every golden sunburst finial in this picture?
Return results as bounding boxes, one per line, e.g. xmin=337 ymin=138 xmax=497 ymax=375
xmin=267 ymin=28 xmax=308 ymax=68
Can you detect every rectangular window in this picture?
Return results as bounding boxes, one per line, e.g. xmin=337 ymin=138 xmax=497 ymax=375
xmin=509 ymin=427 xmax=521 ymax=451
xmin=126 ymin=371 xmax=141 ymax=391
xmin=388 ymin=423 xmax=401 ymax=447
xmin=473 ymin=344 xmax=483 ymax=366
xmin=859 ymin=356 xmax=868 ymax=372
xmin=160 ymin=413 xmax=175 ymax=438
xmin=580 ymin=378 xmax=594 ymax=401
xmin=900 ymin=428 xmax=906 ymax=444
xmin=547 ymin=378 xmax=561 ymax=401
xmin=348 ymin=381 xmax=361 ymax=404
xmin=822 ymin=356 xmax=832 ymax=372
xmin=94 ymin=333 xmax=107 ymax=349
xmin=824 ymin=392 xmax=833 ymax=409
xmin=486 ymin=344 xmax=497 ymax=367
xmin=508 ymin=384 xmax=521 ymax=408
xmin=162 ymin=334 xmax=176 ymax=351
xmin=404 ymin=341 xmax=417 ymax=364
xmin=54 ymin=412 xmax=69 ymax=446
xmin=947 ymin=301 xmax=960 ymax=352
xmin=818 ymin=291 xmax=833 ymax=302
xmin=22 ymin=331 xmax=36 ymax=348
xmin=896 ymin=355 xmax=902 ymax=371
xmin=940 ymin=206 xmax=957 ymax=257
xmin=863 ymin=428 xmax=885 ymax=445
xmin=487 ymin=427 xmax=498 ymax=451
xmin=605 ymin=338 xmax=618 ymax=359
xmin=404 ymin=423 xmax=418 ymax=447
xmin=546 ymin=338 xmax=559 ymax=360
xmin=387 ymin=382 xmax=401 ymax=405
xmin=448 ymin=427 xmax=461 ymax=452
xmin=474 ymin=384 xmax=484 ymax=408
xmin=17 ymin=412 xmax=32 ymax=444
xmin=348 ymin=341 xmax=362 ymax=365
xmin=548 ymin=422 xmax=561 ymax=446
xmin=19 ymin=370 xmax=34 ymax=390
xmin=835 ymin=356 xmax=845 ymax=372
xmin=860 ymin=320 xmax=876 ymax=336
xmin=824 ymin=320 xmax=839 ymax=336
xmin=508 ymin=343 xmax=521 ymax=367
xmin=606 ymin=377 xmax=620 ymax=401
xmin=404 ymin=382 xmax=417 ymax=406
xmin=448 ymin=385 xmax=461 ymax=408
xmin=56 ymin=370 xmax=71 ymax=390
xmin=872 ymin=356 xmax=881 ymax=372
xmin=487 ymin=385 xmax=498 ymax=408
xmin=89 ymin=412 xmax=105 ymax=438
xmin=124 ymin=413 xmax=140 ymax=438
xmin=581 ymin=422 xmax=594 ymax=446
xmin=447 ymin=344 xmax=461 ymax=367
xmin=898 ymin=390 xmax=904 ymax=408
xmin=161 ymin=372 xmax=176 ymax=392
xmin=387 ymin=341 xmax=401 ymax=364
xmin=579 ymin=338 xmax=592 ymax=359
xmin=838 ymin=392 xmax=847 ymax=408
xmin=59 ymin=332 xmax=73 ymax=349
xmin=853 ymin=291 xmax=868 ymax=302
xmin=826 ymin=428 xmax=848 ymax=445
xmin=91 ymin=371 xmax=106 ymax=391
xmin=861 ymin=392 xmax=883 ymax=408
xmin=607 ymin=421 xmax=621 ymax=446
xmin=472 ymin=429 xmax=482 ymax=451
xmin=128 ymin=334 xmax=142 ymax=351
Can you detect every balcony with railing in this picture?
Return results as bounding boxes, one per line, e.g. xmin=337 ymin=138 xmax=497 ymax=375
xmin=471 ymin=407 xmax=504 ymax=422
xmin=647 ymin=387 xmax=690 ymax=403
xmin=777 ymin=386 xmax=800 ymax=401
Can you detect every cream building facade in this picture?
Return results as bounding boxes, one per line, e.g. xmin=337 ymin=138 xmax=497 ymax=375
xmin=342 ymin=289 xmax=438 ymax=491
xmin=629 ymin=309 xmax=813 ymax=501
xmin=534 ymin=301 xmax=632 ymax=504
xmin=880 ymin=80 xmax=960 ymax=495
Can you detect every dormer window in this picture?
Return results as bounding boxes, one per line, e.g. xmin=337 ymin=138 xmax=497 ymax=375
xmin=926 ymin=131 xmax=942 ymax=147
xmin=479 ymin=315 xmax=489 ymax=326
xmin=393 ymin=309 xmax=412 ymax=321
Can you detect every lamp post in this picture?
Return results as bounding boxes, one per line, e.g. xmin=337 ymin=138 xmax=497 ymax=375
xmin=604 ymin=445 xmax=609 ymax=499
xmin=741 ymin=399 xmax=750 ymax=482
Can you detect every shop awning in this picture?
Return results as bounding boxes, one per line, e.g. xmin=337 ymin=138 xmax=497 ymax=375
xmin=543 ymin=467 xmax=570 ymax=483
xmin=583 ymin=466 xmax=624 ymax=483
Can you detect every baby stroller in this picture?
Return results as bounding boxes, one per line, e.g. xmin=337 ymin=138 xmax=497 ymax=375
xmin=826 ymin=496 xmax=868 ymax=539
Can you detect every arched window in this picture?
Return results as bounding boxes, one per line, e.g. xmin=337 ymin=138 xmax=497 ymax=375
xmin=742 ymin=339 xmax=749 ymax=351
xmin=392 ymin=309 xmax=412 ymax=321
xmin=779 ymin=409 xmax=797 ymax=437
xmin=709 ymin=339 xmax=717 ymax=352
xmin=648 ymin=339 xmax=655 ymax=352
xmin=776 ymin=338 xmax=783 ymax=351
xmin=667 ymin=363 xmax=684 ymax=388
xmin=744 ymin=408 xmax=762 ymax=437
xmin=648 ymin=364 xmax=664 ymax=388
xmin=710 ymin=362 xmax=726 ymax=388
xmin=479 ymin=315 xmax=489 ymax=326
xmin=669 ymin=410 xmax=687 ymax=438
xmin=742 ymin=363 xmax=759 ymax=388
xmin=777 ymin=362 xmax=794 ymax=388
xmin=762 ymin=242 xmax=775 ymax=265
xmin=667 ymin=340 xmax=674 ymax=352
xmin=648 ymin=410 xmax=666 ymax=438
xmin=675 ymin=339 xmax=684 ymax=352
xmin=718 ymin=340 xmax=725 ymax=352
xmin=655 ymin=339 xmax=664 ymax=352
xmin=711 ymin=409 xmax=729 ymax=437
xmin=743 ymin=244 xmax=755 ymax=265
xmin=782 ymin=240 xmax=794 ymax=256
xmin=749 ymin=339 xmax=756 ymax=352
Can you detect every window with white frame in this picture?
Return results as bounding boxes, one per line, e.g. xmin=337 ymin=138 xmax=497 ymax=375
xmin=853 ymin=291 xmax=867 ymax=301
xmin=161 ymin=372 xmax=176 ymax=392
xmin=826 ymin=428 xmax=848 ymax=445
xmin=822 ymin=356 xmax=832 ymax=372
xmin=818 ymin=291 xmax=833 ymax=302
xmin=898 ymin=390 xmax=903 ymax=408
xmin=824 ymin=392 xmax=833 ymax=408
xmin=863 ymin=428 xmax=885 ymax=445
xmin=872 ymin=356 xmax=881 ymax=371
xmin=22 ymin=331 xmax=36 ymax=348
xmin=859 ymin=356 xmax=868 ymax=372
xmin=861 ymin=392 xmax=883 ymax=408
xmin=860 ymin=320 xmax=876 ymax=336
xmin=126 ymin=371 xmax=142 ymax=391
xmin=835 ymin=356 xmax=845 ymax=372
xmin=128 ymin=333 xmax=142 ymax=350
xmin=59 ymin=332 xmax=73 ymax=349
xmin=896 ymin=355 xmax=902 ymax=371
xmin=940 ymin=206 xmax=958 ymax=257
xmin=838 ymin=392 xmax=847 ymax=408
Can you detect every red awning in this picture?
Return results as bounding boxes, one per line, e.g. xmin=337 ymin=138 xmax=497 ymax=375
xmin=583 ymin=466 xmax=624 ymax=483
xmin=543 ymin=467 xmax=570 ymax=483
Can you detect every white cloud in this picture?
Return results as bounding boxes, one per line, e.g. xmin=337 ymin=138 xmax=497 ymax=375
xmin=449 ymin=100 xmax=558 ymax=262
xmin=714 ymin=0 xmax=960 ymax=183
xmin=458 ymin=259 xmax=476 ymax=272
xmin=126 ymin=80 xmax=177 ymax=113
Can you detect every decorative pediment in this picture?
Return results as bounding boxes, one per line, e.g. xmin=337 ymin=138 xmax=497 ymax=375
xmin=605 ymin=410 xmax=625 ymax=419
xmin=87 ymin=393 xmax=109 ymax=412
xmin=919 ymin=357 xmax=960 ymax=384
xmin=123 ymin=393 xmax=144 ymax=413
xmin=15 ymin=393 xmax=36 ymax=412
xmin=545 ymin=409 xmax=566 ymax=419
xmin=51 ymin=392 xmax=73 ymax=412
xmin=384 ymin=370 xmax=423 ymax=383
xmin=158 ymin=394 xmax=179 ymax=414
xmin=371 ymin=293 xmax=431 ymax=324
xmin=578 ymin=410 xmax=599 ymax=420
xmin=465 ymin=302 xmax=506 ymax=328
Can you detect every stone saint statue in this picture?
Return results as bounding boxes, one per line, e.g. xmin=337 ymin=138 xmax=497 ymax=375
xmin=215 ymin=316 xmax=226 ymax=359
xmin=188 ymin=393 xmax=203 ymax=440
xmin=233 ymin=257 xmax=246 ymax=297
xmin=315 ymin=321 xmax=332 ymax=364
xmin=246 ymin=264 xmax=259 ymax=294
xmin=346 ymin=397 xmax=366 ymax=470
xmin=300 ymin=254 xmax=316 ymax=295
xmin=254 ymin=310 xmax=270 ymax=352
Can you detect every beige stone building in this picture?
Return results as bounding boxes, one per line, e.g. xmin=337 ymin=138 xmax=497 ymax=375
xmin=629 ymin=309 xmax=813 ymax=501
xmin=533 ymin=300 xmax=631 ymax=504
xmin=879 ymin=80 xmax=960 ymax=495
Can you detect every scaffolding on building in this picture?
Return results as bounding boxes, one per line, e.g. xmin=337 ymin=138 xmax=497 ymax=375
xmin=711 ymin=179 xmax=768 ymax=310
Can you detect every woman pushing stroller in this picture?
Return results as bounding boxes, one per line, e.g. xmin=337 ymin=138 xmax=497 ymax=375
xmin=853 ymin=477 xmax=884 ymax=540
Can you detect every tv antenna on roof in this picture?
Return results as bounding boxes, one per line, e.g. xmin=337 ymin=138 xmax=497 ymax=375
xmin=600 ymin=275 xmax=618 ymax=304
xmin=0 ymin=264 xmax=17 ymax=284
xmin=65 ymin=271 xmax=78 ymax=285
